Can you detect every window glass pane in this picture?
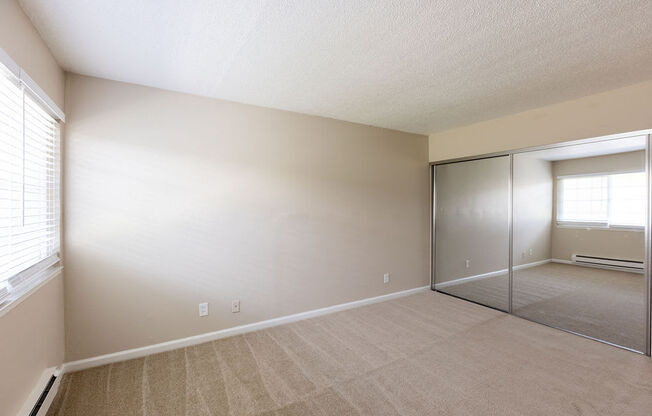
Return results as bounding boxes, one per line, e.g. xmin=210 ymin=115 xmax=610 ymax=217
xmin=610 ymin=172 xmax=646 ymax=227
xmin=558 ymin=175 xmax=608 ymax=223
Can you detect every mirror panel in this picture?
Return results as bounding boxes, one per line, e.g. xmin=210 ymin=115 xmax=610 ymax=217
xmin=512 ymin=136 xmax=647 ymax=352
xmin=435 ymin=156 xmax=510 ymax=311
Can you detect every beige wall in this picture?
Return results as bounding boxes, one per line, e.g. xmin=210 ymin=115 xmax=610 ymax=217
xmin=0 ymin=1 xmax=66 ymax=415
xmin=551 ymin=151 xmax=645 ymax=262
xmin=63 ymin=74 xmax=429 ymax=361
xmin=428 ymin=79 xmax=652 ymax=162
xmin=434 ymin=156 xmax=510 ymax=283
xmin=552 ymin=150 xmax=645 ymax=177
xmin=0 ymin=0 xmax=65 ymax=109
xmin=0 ymin=273 xmax=65 ymax=416
xmin=552 ymin=227 xmax=644 ymax=262
xmin=513 ymin=155 xmax=553 ymax=266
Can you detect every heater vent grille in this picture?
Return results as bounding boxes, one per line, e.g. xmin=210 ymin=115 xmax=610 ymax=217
xmin=571 ymin=254 xmax=644 ymax=273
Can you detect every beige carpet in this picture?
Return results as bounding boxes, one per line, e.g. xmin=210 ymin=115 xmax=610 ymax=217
xmin=440 ymin=263 xmax=647 ymax=351
xmin=47 ymin=291 xmax=652 ymax=416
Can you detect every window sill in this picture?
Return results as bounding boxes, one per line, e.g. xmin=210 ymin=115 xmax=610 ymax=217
xmin=555 ymin=223 xmax=644 ymax=232
xmin=0 ymin=265 xmax=63 ymax=318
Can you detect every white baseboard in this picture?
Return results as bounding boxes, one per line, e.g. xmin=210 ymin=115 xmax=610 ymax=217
xmin=551 ymin=258 xmax=573 ymax=265
xmin=435 ymin=259 xmax=552 ymax=290
xmin=62 ymin=285 xmax=430 ymax=374
xmin=17 ymin=366 xmax=61 ymax=416
xmin=513 ymin=258 xmax=552 ymax=270
xmin=435 ymin=269 xmax=507 ymax=289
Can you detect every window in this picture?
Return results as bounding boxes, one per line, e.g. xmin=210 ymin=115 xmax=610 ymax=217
xmin=0 ymin=62 xmax=61 ymax=304
xmin=557 ymin=171 xmax=646 ymax=228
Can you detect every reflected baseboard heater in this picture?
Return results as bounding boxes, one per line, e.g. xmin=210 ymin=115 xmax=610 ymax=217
xmin=571 ymin=254 xmax=644 ymax=273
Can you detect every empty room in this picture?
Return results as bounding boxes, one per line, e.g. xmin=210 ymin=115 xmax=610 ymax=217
xmin=1 ymin=1 xmax=652 ymax=415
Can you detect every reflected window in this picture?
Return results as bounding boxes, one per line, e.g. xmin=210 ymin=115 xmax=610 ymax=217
xmin=557 ymin=171 xmax=646 ymax=228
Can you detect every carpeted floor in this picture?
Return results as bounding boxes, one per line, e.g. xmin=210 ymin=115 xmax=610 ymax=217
xmin=47 ymin=290 xmax=652 ymax=415
xmin=439 ymin=262 xmax=646 ymax=351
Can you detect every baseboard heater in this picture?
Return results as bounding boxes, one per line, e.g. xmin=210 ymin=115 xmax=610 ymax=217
xmin=571 ymin=254 xmax=644 ymax=273
xmin=29 ymin=375 xmax=57 ymax=416
xmin=18 ymin=367 xmax=61 ymax=416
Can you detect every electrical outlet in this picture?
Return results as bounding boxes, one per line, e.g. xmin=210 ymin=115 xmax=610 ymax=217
xmin=231 ymin=299 xmax=240 ymax=313
xmin=383 ymin=273 xmax=390 ymax=284
xmin=465 ymin=259 xmax=470 ymax=268
xmin=529 ymin=248 xmax=533 ymax=256
xmin=199 ymin=302 xmax=209 ymax=317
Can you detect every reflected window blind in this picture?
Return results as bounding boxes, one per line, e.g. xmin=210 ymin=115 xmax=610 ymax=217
xmin=0 ymin=65 xmax=60 ymax=294
xmin=557 ymin=175 xmax=609 ymax=224
xmin=557 ymin=172 xmax=646 ymax=228
xmin=608 ymin=172 xmax=646 ymax=227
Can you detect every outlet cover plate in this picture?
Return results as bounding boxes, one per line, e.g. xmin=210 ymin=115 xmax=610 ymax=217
xmin=199 ymin=302 xmax=208 ymax=317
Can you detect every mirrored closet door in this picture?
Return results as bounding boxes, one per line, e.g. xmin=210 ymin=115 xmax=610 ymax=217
xmin=512 ymin=135 xmax=648 ymax=352
xmin=434 ymin=156 xmax=510 ymax=311
xmin=432 ymin=132 xmax=651 ymax=355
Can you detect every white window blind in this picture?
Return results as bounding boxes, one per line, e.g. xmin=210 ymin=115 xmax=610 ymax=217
xmin=557 ymin=171 xmax=646 ymax=228
xmin=0 ymin=64 xmax=60 ymax=300
xmin=609 ymin=172 xmax=647 ymax=227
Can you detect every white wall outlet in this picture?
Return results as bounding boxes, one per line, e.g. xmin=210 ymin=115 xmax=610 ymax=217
xmin=231 ymin=299 xmax=240 ymax=313
xmin=383 ymin=273 xmax=390 ymax=284
xmin=529 ymin=248 xmax=533 ymax=256
xmin=199 ymin=302 xmax=209 ymax=317
xmin=465 ymin=259 xmax=470 ymax=268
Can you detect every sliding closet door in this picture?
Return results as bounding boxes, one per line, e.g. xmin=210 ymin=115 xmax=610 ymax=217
xmin=434 ymin=156 xmax=510 ymax=311
xmin=512 ymin=136 xmax=648 ymax=352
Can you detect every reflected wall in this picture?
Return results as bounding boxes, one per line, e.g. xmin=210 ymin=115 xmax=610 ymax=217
xmin=434 ymin=156 xmax=510 ymax=311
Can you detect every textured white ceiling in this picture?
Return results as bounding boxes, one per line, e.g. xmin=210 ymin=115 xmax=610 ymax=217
xmin=18 ymin=0 xmax=652 ymax=134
